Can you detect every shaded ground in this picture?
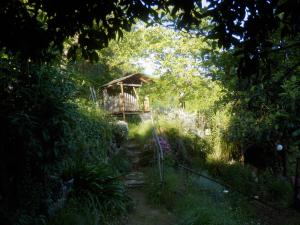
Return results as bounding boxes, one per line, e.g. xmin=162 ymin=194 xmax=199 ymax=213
xmin=123 ymin=189 xmax=176 ymax=225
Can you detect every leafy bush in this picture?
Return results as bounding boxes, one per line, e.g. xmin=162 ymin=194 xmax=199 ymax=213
xmin=65 ymin=98 xmax=112 ymax=163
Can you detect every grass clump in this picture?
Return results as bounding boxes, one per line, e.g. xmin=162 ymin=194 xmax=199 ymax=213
xmin=50 ymin=162 xmax=131 ymax=225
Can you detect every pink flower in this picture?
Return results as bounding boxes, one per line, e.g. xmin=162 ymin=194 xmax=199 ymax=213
xmin=158 ymin=136 xmax=171 ymax=152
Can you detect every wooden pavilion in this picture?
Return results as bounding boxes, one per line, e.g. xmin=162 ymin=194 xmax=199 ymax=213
xmin=102 ymin=73 xmax=152 ymax=120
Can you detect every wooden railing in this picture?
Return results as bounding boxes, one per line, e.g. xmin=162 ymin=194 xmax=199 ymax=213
xmin=150 ymin=113 xmax=165 ymax=184
xmin=104 ymin=93 xmax=150 ymax=114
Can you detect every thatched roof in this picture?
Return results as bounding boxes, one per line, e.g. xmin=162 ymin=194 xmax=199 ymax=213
xmin=102 ymin=73 xmax=152 ymax=88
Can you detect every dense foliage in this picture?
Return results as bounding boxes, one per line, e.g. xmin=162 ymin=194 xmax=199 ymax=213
xmin=0 ymin=57 xmax=130 ymax=225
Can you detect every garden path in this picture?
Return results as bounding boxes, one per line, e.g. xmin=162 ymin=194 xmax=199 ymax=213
xmin=122 ymin=139 xmax=176 ymax=225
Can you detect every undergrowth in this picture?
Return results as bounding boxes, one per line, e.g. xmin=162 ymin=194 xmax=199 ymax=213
xmin=155 ymin=116 xmax=294 ymax=209
xmin=144 ymin=166 xmax=262 ymax=225
xmin=49 ymin=162 xmax=131 ymax=225
xmin=0 ymin=59 xmax=132 ymax=225
xmin=202 ymin=160 xmax=294 ymax=208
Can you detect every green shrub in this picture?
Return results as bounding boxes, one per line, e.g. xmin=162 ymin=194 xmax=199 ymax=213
xmin=67 ymin=98 xmax=113 ymax=163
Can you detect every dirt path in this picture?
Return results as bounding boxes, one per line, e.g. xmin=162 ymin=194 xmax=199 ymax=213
xmin=124 ymin=189 xmax=176 ymax=225
xmin=121 ymin=138 xmax=176 ymax=225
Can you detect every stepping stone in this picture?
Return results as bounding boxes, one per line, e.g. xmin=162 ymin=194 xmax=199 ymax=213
xmin=125 ymin=179 xmax=145 ymax=187
xmin=126 ymin=151 xmax=141 ymax=157
xmin=125 ymin=143 xmax=139 ymax=149
xmin=125 ymin=172 xmax=144 ymax=180
xmin=132 ymin=158 xmax=140 ymax=164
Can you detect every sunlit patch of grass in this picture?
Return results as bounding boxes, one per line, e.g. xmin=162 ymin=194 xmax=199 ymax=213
xmin=128 ymin=121 xmax=153 ymax=146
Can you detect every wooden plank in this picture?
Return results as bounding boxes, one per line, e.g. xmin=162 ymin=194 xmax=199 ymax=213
xmin=118 ymin=83 xmax=142 ymax=87
xmin=139 ymin=77 xmax=150 ymax=83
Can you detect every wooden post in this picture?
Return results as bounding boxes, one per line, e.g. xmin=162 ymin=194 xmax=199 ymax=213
xmin=294 ymin=157 xmax=300 ymax=210
xmin=133 ymin=87 xmax=139 ymax=111
xmin=144 ymin=96 xmax=150 ymax=112
xmin=120 ymin=82 xmax=125 ymax=121
xmin=102 ymin=88 xmax=107 ymax=110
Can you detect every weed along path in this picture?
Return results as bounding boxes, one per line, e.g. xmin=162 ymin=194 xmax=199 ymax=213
xmin=122 ymin=138 xmax=176 ymax=225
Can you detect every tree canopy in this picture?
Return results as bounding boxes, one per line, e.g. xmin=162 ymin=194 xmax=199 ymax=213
xmin=2 ymin=0 xmax=300 ymax=67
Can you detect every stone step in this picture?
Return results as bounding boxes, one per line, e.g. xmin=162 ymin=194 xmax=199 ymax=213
xmin=127 ymin=137 xmax=137 ymax=142
xmin=125 ymin=172 xmax=144 ymax=180
xmin=124 ymin=143 xmax=140 ymax=149
xmin=132 ymin=158 xmax=141 ymax=165
xmin=126 ymin=150 xmax=141 ymax=156
xmin=125 ymin=179 xmax=145 ymax=187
